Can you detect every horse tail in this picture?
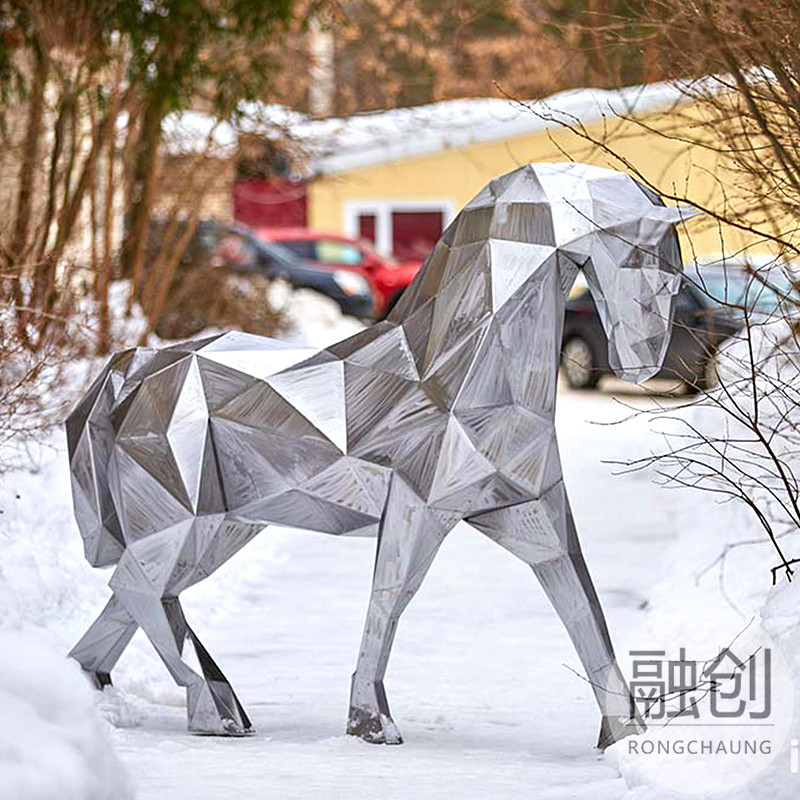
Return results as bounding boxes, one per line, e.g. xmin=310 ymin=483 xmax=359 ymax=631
xmin=66 ymin=346 xmax=155 ymax=567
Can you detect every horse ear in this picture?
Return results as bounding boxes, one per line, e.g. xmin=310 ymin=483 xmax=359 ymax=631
xmin=653 ymin=205 xmax=703 ymax=224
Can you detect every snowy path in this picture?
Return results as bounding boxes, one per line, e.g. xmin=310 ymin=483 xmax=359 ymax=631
xmin=100 ymin=385 xmax=683 ymax=800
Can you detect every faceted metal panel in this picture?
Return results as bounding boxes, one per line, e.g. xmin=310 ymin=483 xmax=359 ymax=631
xmin=67 ymin=162 xmax=697 ymax=747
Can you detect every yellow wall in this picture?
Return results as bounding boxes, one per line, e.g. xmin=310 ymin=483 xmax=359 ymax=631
xmin=308 ymin=103 xmax=769 ymax=261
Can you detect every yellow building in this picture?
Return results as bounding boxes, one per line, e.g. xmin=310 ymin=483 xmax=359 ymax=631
xmin=291 ymin=82 xmax=769 ymax=264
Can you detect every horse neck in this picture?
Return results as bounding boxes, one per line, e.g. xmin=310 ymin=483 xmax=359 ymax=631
xmin=483 ymin=262 xmax=568 ymax=419
xmin=389 ymin=255 xmax=569 ymax=419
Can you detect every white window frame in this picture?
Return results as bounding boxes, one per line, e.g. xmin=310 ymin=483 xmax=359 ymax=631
xmin=343 ymin=199 xmax=455 ymax=258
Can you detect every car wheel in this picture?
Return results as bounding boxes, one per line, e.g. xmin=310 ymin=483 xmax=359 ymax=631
xmin=562 ymin=336 xmax=600 ymax=389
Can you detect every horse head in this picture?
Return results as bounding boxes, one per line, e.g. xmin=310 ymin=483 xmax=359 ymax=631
xmin=536 ymin=162 xmax=701 ymax=383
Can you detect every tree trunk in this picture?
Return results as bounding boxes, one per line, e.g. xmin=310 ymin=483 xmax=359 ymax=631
xmin=9 ymin=49 xmax=48 ymax=346
xmin=586 ymin=0 xmax=609 ymax=86
xmin=97 ymin=127 xmax=117 ymax=356
xmin=34 ymin=88 xmax=71 ymax=265
xmin=122 ymin=98 xmax=165 ymax=312
xmin=143 ymin=158 xmax=231 ymax=341
xmin=139 ymin=209 xmax=181 ymax=318
xmin=33 ymin=86 xmax=129 ymax=343
xmin=140 ymin=213 xmax=201 ymax=344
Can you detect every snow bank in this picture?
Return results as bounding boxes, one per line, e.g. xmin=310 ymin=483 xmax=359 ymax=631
xmin=279 ymin=287 xmax=365 ymax=348
xmin=0 ymin=629 xmax=133 ymax=800
xmin=0 ymin=383 xmax=138 ymax=800
xmin=0 ymin=283 xmax=361 ymax=800
xmin=0 ymin=426 xmax=139 ymax=799
xmin=606 ymin=320 xmax=800 ymax=798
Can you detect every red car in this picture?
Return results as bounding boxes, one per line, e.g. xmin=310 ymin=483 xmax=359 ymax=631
xmin=257 ymin=228 xmax=422 ymax=318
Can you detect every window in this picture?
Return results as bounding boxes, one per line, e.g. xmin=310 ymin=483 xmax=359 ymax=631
xmin=316 ymin=241 xmax=364 ymax=265
xmin=279 ymin=240 xmax=316 ymax=260
xmin=345 ymin=201 xmax=453 ymax=261
xmin=358 ymin=214 xmax=377 ymax=244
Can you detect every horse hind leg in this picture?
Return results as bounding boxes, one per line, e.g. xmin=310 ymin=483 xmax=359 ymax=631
xmin=69 ymin=594 xmax=138 ymax=688
xmin=108 ymin=523 xmax=255 ymax=735
xmin=533 ymin=534 xmax=644 ymax=748
xmin=113 ymin=583 xmax=253 ymax=735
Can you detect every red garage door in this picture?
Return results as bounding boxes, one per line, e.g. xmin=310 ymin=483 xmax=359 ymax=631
xmin=391 ymin=210 xmax=443 ymax=262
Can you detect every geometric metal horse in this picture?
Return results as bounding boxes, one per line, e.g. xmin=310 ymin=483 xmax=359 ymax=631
xmin=67 ymin=162 xmax=697 ymax=749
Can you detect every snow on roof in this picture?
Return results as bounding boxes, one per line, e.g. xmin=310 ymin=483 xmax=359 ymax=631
xmin=301 ymin=81 xmax=693 ymax=175
xmin=163 ymin=78 xmax=703 ymax=176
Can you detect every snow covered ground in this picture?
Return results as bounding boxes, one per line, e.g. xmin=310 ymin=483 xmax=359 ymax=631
xmin=0 ymin=381 xmax=688 ymax=799
xmin=106 ymin=384 xmax=688 ymax=800
xmin=2 ymin=295 xmax=797 ymax=799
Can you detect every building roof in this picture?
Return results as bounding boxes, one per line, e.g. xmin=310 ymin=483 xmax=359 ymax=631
xmin=163 ymin=78 xmax=706 ymax=177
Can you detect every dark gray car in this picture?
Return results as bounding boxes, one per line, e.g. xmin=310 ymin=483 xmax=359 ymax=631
xmin=560 ymin=267 xmax=782 ymax=391
xmin=195 ymin=221 xmax=375 ymax=318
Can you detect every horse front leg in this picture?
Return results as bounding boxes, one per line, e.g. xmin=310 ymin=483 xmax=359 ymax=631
xmin=348 ymin=476 xmax=454 ymax=744
xmin=469 ymin=483 xmax=643 ymax=749
xmin=533 ymin=545 xmax=644 ymax=748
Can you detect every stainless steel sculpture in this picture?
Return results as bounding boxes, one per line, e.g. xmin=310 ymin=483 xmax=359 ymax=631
xmin=67 ymin=162 xmax=697 ymax=748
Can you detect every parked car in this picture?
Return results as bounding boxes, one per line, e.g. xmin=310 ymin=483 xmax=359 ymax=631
xmin=560 ymin=267 xmax=761 ymax=391
xmin=195 ymin=221 xmax=375 ymax=318
xmin=257 ymin=228 xmax=422 ymax=317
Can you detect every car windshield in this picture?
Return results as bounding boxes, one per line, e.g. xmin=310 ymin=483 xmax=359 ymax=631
xmin=691 ymin=269 xmax=793 ymax=314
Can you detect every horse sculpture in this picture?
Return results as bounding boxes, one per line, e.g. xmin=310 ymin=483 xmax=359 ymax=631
xmin=67 ymin=162 xmax=697 ymax=749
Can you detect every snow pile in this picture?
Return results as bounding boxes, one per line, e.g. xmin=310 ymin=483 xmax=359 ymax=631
xmin=0 ymin=430 xmax=139 ymax=799
xmin=0 ymin=629 xmax=134 ymax=800
xmin=0 ymin=282 xmax=361 ymax=800
xmin=279 ymin=287 xmax=365 ymax=348
xmin=105 ymin=276 xmax=363 ymax=352
xmin=0 ymin=364 xmax=141 ymax=800
xmin=104 ymin=281 xmax=149 ymax=346
xmin=606 ymin=319 xmax=800 ymax=799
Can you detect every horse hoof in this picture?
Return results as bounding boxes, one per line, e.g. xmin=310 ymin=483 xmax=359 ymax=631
xmin=80 ymin=667 xmax=112 ymax=690
xmin=187 ymin=682 xmax=253 ymax=736
xmin=347 ymin=708 xmax=403 ymax=744
xmin=597 ymin=715 xmax=644 ymax=750
xmin=189 ymin=718 xmax=255 ymax=737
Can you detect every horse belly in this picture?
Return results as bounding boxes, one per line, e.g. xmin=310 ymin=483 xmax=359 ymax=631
xmin=209 ymin=415 xmax=390 ymax=536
